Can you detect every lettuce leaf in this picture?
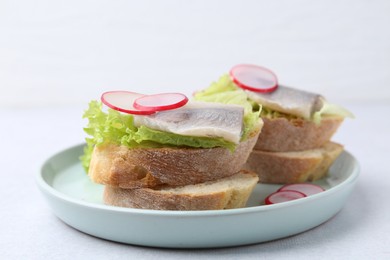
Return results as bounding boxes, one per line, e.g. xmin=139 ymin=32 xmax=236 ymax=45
xmin=194 ymin=74 xmax=261 ymax=139
xmin=80 ymin=100 xmax=236 ymax=172
xmin=313 ymin=101 xmax=355 ymax=124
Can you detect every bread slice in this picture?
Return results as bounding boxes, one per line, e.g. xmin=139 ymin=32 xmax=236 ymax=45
xmin=89 ymin=130 xmax=260 ymax=188
xmin=244 ymin=142 xmax=344 ymax=184
xmin=255 ymin=116 xmax=343 ymax=152
xmin=103 ymin=170 xmax=259 ymax=211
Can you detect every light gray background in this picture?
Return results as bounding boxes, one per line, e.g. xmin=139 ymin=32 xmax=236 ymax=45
xmin=1 ymin=0 xmax=389 ymax=108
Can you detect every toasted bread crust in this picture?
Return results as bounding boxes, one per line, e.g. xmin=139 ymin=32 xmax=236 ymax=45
xmin=89 ymin=131 xmax=260 ymax=188
xmin=103 ymin=170 xmax=259 ymax=210
xmin=255 ymin=116 xmax=343 ymax=152
xmin=244 ymin=142 xmax=344 ymax=184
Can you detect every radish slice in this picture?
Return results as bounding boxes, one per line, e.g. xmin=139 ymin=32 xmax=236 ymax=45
xmin=101 ymin=91 xmax=156 ymax=115
xmin=230 ymin=64 xmax=278 ymax=93
xmin=278 ymin=183 xmax=325 ymax=196
xmin=265 ymin=190 xmax=306 ymax=205
xmin=134 ymin=93 xmax=189 ymax=112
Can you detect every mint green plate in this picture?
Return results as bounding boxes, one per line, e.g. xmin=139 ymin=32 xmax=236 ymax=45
xmin=36 ymin=144 xmax=359 ymax=248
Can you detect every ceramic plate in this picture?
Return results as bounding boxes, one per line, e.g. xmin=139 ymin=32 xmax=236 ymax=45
xmin=36 ymin=144 xmax=359 ymax=248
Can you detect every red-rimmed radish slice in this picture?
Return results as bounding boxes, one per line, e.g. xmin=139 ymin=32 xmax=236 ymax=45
xmin=265 ymin=190 xmax=306 ymax=205
xmin=101 ymin=91 xmax=156 ymax=115
xmin=230 ymin=64 xmax=278 ymax=93
xmin=134 ymin=93 xmax=189 ymax=112
xmin=278 ymin=183 xmax=325 ymax=196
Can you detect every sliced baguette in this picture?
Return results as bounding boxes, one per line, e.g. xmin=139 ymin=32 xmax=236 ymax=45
xmin=244 ymin=142 xmax=344 ymax=184
xmin=103 ymin=170 xmax=259 ymax=211
xmin=89 ymin=130 xmax=260 ymax=188
xmin=255 ymin=116 xmax=343 ymax=152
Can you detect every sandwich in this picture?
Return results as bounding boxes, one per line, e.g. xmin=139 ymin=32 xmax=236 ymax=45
xmin=81 ymin=91 xmax=262 ymax=210
xmin=194 ymin=64 xmax=353 ymax=184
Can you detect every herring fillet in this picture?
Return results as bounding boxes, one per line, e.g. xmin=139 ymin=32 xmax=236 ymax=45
xmin=245 ymin=85 xmax=325 ymax=119
xmin=133 ymin=102 xmax=244 ymax=144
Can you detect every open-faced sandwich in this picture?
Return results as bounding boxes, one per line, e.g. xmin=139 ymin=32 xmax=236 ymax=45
xmin=194 ymin=64 xmax=354 ymax=184
xmin=81 ymin=91 xmax=262 ymax=210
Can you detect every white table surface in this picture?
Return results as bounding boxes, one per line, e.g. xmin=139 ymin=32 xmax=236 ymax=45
xmin=1 ymin=101 xmax=389 ymax=259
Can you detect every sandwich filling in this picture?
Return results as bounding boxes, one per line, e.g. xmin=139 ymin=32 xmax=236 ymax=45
xmin=244 ymin=85 xmax=324 ymax=120
xmin=81 ymin=99 xmax=261 ymax=172
xmin=194 ymin=75 xmax=353 ymax=123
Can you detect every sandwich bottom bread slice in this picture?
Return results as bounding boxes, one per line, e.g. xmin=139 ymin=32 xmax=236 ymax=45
xmin=244 ymin=142 xmax=343 ymax=184
xmin=103 ymin=170 xmax=259 ymax=211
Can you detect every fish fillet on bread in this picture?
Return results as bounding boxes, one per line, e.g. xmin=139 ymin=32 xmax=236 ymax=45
xmin=81 ymin=98 xmax=262 ymax=210
xmin=194 ymin=73 xmax=353 ymax=184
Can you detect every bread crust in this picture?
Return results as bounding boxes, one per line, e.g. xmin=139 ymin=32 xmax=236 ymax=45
xmin=103 ymin=170 xmax=259 ymax=210
xmin=255 ymin=116 xmax=343 ymax=152
xmin=244 ymin=142 xmax=344 ymax=184
xmin=89 ymin=131 xmax=260 ymax=188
